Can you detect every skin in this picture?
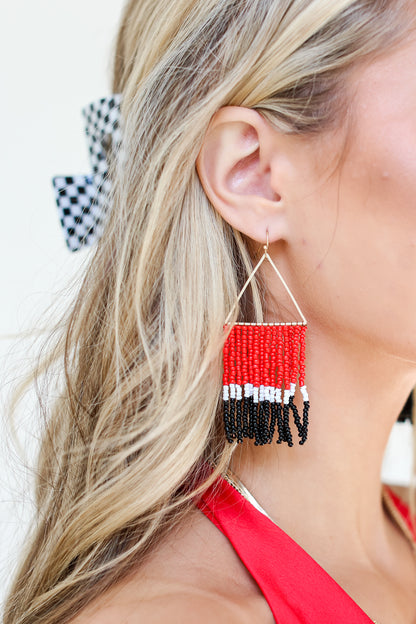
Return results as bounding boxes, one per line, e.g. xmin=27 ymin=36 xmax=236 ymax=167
xmin=71 ymin=26 xmax=416 ymax=624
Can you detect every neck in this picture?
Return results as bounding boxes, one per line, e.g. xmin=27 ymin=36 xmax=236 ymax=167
xmin=229 ymin=325 xmax=416 ymax=565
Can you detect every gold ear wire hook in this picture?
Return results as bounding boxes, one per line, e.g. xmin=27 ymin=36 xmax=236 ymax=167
xmin=264 ymin=230 xmax=269 ymax=254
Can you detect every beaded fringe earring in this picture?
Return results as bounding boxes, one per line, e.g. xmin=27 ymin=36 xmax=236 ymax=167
xmin=222 ymin=234 xmax=310 ymax=447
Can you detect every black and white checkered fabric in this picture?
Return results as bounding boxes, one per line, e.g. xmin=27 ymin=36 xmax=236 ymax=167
xmin=52 ymin=95 xmax=122 ymax=252
xmin=52 ymin=174 xmax=107 ymax=252
xmin=82 ymin=95 xmax=123 ymax=175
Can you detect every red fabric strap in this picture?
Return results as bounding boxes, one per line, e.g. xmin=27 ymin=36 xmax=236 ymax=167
xmin=384 ymin=485 xmax=416 ymax=541
xmin=197 ymin=475 xmax=380 ymax=623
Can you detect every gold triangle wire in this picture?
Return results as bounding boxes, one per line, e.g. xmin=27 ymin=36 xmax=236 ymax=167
xmin=224 ymin=248 xmax=307 ymax=326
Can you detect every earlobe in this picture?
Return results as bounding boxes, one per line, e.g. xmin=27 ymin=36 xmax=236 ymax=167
xmin=196 ymin=106 xmax=287 ymax=244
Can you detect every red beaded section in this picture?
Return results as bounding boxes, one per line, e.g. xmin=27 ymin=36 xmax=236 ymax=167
xmin=248 ymin=325 xmax=253 ymax=391
xmin=229 ymin=325 xmax=236 ymax=386
xmin=223 ymin=323 xmax=306 ymax=392
xmin=223 ymin=331 xmax=229 ymax=387
xmin=276 ymin=325 xmax=284 ymax=388
xmin=271 ymin=326 xmax=278 ymax=387
xmin=254 ymin=325 xmax=260 ymax=389
xmin=299 ymin=325 xmax=307 ymax=387
xmin=282 ymin=325 xmax=290 ymax=391
xmin=265 ymin=326 xmax=272 ymax=388
xmin=259 ymin=325 xmax=264 ymax=388
xmin=235 ymin=325 xmax=242 ymax=387
xmin=242 ymin=326 xmax=249 ymax=386
xmin=291 ymin=325 xmax=300 ymax=386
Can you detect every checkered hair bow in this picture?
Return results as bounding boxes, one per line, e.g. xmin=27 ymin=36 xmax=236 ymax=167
xmin=52 ymin=94 xmax=122 ymax=252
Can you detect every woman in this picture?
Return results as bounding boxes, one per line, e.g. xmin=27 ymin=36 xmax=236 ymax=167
xmin=4 ymin=0 xmax=416 ymax=622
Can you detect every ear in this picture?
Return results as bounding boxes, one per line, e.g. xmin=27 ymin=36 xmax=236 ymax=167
xmin=196 ymin=106 xmax=292 ymax=244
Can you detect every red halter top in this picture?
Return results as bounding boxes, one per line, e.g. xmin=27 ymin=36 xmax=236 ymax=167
xmin=196 ymin=473 xmax=416 ymax=623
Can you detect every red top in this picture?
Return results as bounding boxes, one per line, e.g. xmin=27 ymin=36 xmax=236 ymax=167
xmin=196 ymin=474 xmax=415 ymax=623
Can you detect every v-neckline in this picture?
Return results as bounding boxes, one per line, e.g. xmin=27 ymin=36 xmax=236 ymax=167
xmin=198 ymin=471 xmax=414 ymax=623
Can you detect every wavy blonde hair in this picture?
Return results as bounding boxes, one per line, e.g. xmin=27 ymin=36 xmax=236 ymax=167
xmin=4 ymin=1 xmax=414 ymax=622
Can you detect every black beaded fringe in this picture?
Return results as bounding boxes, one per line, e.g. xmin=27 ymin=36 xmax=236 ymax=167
xmin=224 ymin=396 xmax=309 ymax=446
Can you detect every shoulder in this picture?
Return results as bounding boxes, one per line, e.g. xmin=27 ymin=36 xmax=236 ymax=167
xmin=69 ymin=506 xmax=262 ymax=624
xmin=71 ymin=590 xmax=249 ymax=624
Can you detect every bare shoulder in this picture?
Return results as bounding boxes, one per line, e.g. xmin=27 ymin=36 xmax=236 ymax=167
xmin=71 ymin=589 xmax=250 ymax=624
xmin=69 ymin=506 xmax=271 ymax=623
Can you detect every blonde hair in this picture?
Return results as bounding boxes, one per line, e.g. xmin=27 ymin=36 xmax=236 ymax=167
xmin=4 ymin=1 xmax=414 ymax=622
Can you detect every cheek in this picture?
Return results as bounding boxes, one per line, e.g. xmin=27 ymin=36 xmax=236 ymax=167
xmin=286 ymin=37 xmax=416 ymax=354
xmin=340 ymin=122 xmax=416 ymax=287
xmin=292 ymin=136 xmax=416 ymax=353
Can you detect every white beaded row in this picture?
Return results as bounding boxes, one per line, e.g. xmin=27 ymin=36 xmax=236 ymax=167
xmin=224 ymin=384 xmax=293 ymax=404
